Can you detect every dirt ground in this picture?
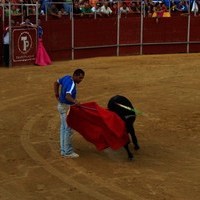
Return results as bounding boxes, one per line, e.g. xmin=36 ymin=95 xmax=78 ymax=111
xmin=0 ymin=53 xmax=200 ymax=200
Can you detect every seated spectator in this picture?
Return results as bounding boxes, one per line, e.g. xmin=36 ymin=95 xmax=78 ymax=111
xmin=175 ymin=1 xmax=189 ymax=14
xmin=146 ymin=2 xmax=154 ymax=17
xmin=81 ymin=1 xmax=93 ymax=15
xmin=18 ymin=0 xmax=33 ymax=16
xmin=91 ymin=2 xmax=102 ymax=16
xmin=4 ymin=7 xmax=10 ymax=17
xmin=161 ymin=3 xmax=170 ymax=17
xmin=20 ymin=16 xmax=35 ymax=27
xmin=152 ymin=3 xmax=164 ymax=23
xmin=191 ymin=0 xmax=199 ymax=16
xmin=11 ymin=5 xmax=21 ymax=15
xmin=171 ymin=1 xmax=177 ymax=12
xmin=110 ymin=2 xmax=118 ymax=15
xmin=48 ymin=3 xmax=62 ymax=18
xmin=161 ymin=3 xmax=167 ymax=12
xmin=100 ymin=1 xmax=112 ymax=16
xmin=73 ymin=2 xmax=82 ymax=15
xmin=60 ymin=8 xmax=68 ymax=15
xmin=119 ymin=2 xmax=131 ymax=15
xmin=129 ymin=2 xmax=141 ymax=14
xmin=63 ymin=0 xmax=73 ymax=14
xmin=3 ymin=20 xmax=15 ymax=67
xmin=40 ymin=0 xmax=50 ymax=14
xmin=5 ymin=5 xmax=21 ymax=17
xmin=89 ymin=0 xmax=98 ymax=7
xmin=28 ymin=5 xmax=37 ymax=15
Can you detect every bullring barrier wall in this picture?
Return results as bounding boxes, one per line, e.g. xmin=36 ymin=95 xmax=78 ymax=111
xmin=43 ymin=15 xmax=200 ymax=61
xmin=1 ymin=14 xmax=200 ymax=66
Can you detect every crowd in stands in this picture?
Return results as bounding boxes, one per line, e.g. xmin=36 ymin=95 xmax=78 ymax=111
xmin=0 ymin=0 xmax=200 ymax=20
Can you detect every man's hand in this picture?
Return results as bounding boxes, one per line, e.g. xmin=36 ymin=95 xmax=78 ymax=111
xmin=73 ymin=99 xmax=80 ymax=106
xmin=55 ymin=94 xmax=59 ymax=101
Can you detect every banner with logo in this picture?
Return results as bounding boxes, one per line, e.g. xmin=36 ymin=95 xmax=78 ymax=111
xmin=12 ymin=28 xmax=37 ymax=63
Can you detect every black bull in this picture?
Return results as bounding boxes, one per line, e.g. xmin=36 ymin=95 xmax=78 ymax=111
xmin=107 ymin=95 xmax=140 ymax=160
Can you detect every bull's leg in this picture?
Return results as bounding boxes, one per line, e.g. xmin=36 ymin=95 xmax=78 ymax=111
xmin=130 ymin=127 xmax=140 ymax=150
xmin=124 ymin=143 xmax=134 ymax=160
xmin=126 ymin=120 xmax=140 ymax=150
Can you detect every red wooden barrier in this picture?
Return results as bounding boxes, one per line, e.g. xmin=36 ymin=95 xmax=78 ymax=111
xmin=1 ymin=15 xmax=200 ymax=67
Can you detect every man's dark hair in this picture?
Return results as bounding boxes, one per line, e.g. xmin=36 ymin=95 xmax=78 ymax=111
xmin=73 ymin=69 xmax=85 ymax=76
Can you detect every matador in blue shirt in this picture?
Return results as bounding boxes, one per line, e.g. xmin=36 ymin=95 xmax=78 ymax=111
xmin=54 ymin=69 xmax=85 ymax=158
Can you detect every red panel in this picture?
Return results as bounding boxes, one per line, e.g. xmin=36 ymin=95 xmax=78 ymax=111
xmin=189 ymin=44 xmax=200 ymax=53
xmin=119 ymin=46 xmax=140 ymax=56
xmin=190 ymin=17 xmax=200 ymax=41
xmin=120 ymin=14 xmax=141 ymax=44
xmin=189 ymin=16 xmax=200 ymax=52
xmin=43 ymin=17 xmax=71 ymax=51
xmin=74 ymin=16 xmax=117 ymax=47
xmin=74 ymin=47 xmax=116 ymax=59
xmin=143 ymin=44 xmax=187 ymax=54
xmin=143 ymin=17 xmax=188 ymax=43
xmin=49 ymin=50 xmax=72 ymax=61
xmin=42 ymin=16 xmax=72 ymax=60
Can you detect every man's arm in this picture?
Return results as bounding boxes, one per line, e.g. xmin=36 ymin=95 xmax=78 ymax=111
xmin=66 ymin=93 xmax=79 ymax=105
xmin=54 ymin=81 xmax=60 ymax=101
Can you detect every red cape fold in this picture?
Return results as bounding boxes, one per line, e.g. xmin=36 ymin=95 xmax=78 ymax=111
xmin=67 ymin=102 xmax=129 ymax=151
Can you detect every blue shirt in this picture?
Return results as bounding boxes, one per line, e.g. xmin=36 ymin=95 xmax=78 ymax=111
xmin=58 ymin=75 xmax=76 ymax=105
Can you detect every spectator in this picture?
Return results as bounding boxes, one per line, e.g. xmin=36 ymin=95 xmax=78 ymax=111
xmin=191 ymin=0 xmax=199 ymax=16
xmin=91 ymin=2 xmax=102 ymax=16
xmin=4 ymin=5 xmax=21 ymax=17
xmin=161 ymin=3 xmax=167 ymax=12
xmin=28 ymin=0 xmax=38 ymax=15
xmin=20 ymin=16 xmax=35 ymax=27
xmin=100 ymin=1 xmax=112 ymax=16
xmin=73 ymin=2 xmax=82 ymax=15
xmin=81 ymin=1 xmax=93 ymax=15
xmin=40 ymin=0 xmax=50 ymax=14
xmin=63 ymin=0 xmax=73 ymax=14
xmin=60 ymin=7 xmax=68 ymax=15
xmin=3 ymin=24 xmax=10 ymax=67
xmin=174 ymin=1 xmax=189 ymax=14
xmin=89 ymin=0 xmax=98 ymax=7
xmin=119 ymin=2 xmax=131 ymax=15
xmin=18 ymin=0 xmax=32 ymax=16
xmin=3 ymin=20 xmax=15 ymax=67
xmin=48 ymin=3 xmax=62 ymax=18
xmin=11 ymin=5 xmax=21 ymax=15
xmin=111 ymin=2 xmax=119 ymax=15
xmin=129 ymin=2 xmax=141 ymax=14
xmin=152 ymin=2 xmax=164 ymax=22
xmin=145 ymin=2 xmax=154 ymax=17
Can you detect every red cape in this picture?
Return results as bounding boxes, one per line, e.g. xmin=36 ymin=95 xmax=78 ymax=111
xmin=67 ymin=102 xmax=129 ymax=151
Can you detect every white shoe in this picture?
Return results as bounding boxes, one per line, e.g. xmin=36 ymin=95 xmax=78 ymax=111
xmin=64 ymin=152 xmax=79 ymax=158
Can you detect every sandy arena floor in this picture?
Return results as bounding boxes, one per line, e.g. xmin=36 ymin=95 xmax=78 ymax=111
xmin=0 ymin=53 xmax=200 ymax=200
